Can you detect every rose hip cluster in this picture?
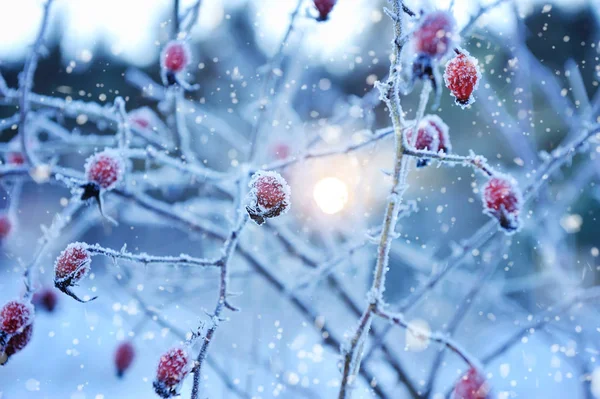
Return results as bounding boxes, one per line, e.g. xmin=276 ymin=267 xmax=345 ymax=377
xmin=411 ymin=11 xmax=482 ymax=108
xmin=0 ymin=300 xmax=34 ymax=365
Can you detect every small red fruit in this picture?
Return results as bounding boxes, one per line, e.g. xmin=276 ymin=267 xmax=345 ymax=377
xmin=482 ymin=175 xmax=522 ymax=233
xmin=7 ymin=152 xmax=25 ymax=165
xmin=85 ymin=150 xmax=125 ymax=190
xmin=0 ymin=214 xmax=12 ymax=240
xmin=161 ymin=41 xmax=191 ymax=73
xmin=407 ymin=120 xmax=440 ymax=168
xmin=32 ymin=288 xmax=59 ymax=313
xmin=423 ymin=114 xmax=452 ymax=154
xmin=2 ymin=323 xmax=33 ymax=365
xmin=453 ymin=368 xmax=490 ymax=399
xmin=153 ymin=346 xmax=191 ymax=398
xmin=414 ymin=11 xmax=456 ymax=59
xmin=129 ymin=107 xmax=160 ymax=131
xmin=54 ymin=243 xmax=92 ymax=287
xmin=314 ymin=0 xmax=337 ymax=21
xmin=115 ymin=341 xmax=135 ymax=378
xmin=246 ymin=171 xmax=291 ymax=225
xmin=0 ymin=300 xmax=34 ymax=336
xmin=444 ymin=50 xmax=481 ymax=108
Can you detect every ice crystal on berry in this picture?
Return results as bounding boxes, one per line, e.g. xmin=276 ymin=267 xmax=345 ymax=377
xmin=153 ymin=346 xmax=191 ymax=398
xmin=246 ymin=170 xmax=291 ymax=225
xmin=54 ymin=243 xmax=94 ymax=302
xmin=407 ymin=119 xmax=440 ymax=167
xmin=444 ymin=50 xmax=481 ymax=108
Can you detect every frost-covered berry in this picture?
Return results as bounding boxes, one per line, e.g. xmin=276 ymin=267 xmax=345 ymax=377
xmin=423 ymin=114 xmax=452 ymax=154
xmin=0 ymin=300 xmax=33 ymax=336
xmin=414 ymin=11 xmax=456 ymax=59
xmin=407 ymin=121 xmax=440 ymax=168
xmin=453 ymin=368 xmax=490 ymax=399
xmin=161 ymin=41 xmax=191 ymax=74
xmin=444 ymin=50 xmax=481 ymax=108
xmin=54 ymin=243 xmax=92 ymax=291
xmin=153 ymin=346 xmax=191 ymax=398
xmin=272 ymin=142 xmax=291 ymax=160
xmin=314 ymin=0 xmax=337 ymax=21
xmin=115 ymin=341 xmax=135 ymax=378
xmin=482 ymin=175 xmax=522 ymax=233
xmin=0 ymin=214 xmax=12 ymax=241
xmin=246 ymin=171 xmax=291 ymax=225
xmin=85 ymin=150 xmax=125 ymax=191
xmin=32 ymin=288 xmax=58 ymax=313
xmin=1 ymin=323 xmax=33 ymax=365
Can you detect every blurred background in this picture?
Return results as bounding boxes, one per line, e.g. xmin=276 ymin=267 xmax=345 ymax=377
xmin=1 ymin=0 xmax=600 ymax=398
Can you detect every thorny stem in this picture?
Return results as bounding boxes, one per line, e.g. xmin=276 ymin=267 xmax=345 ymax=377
xmin=338 ymin=1 xmax=411 ymax=397
xmin=190 ymin=186 xmax=249 ymax=399
xmin=86 ymin=243 xmax=219 ymax=268
xmin=18 ymin=0 xmax=54 ymax=167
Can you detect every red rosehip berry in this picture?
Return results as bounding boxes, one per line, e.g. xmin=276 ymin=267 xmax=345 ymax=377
xmin=0 ymin=214 xmax=12 ymax=241
xmin=115 ymin=341 xmax=135 ymax=378
xmin=422 ymin=114 xmax=452 ymax=154
xmin=54 ymin=243 xmax=92 ymax=289
xmin=32 ymin=288 xmax=59 ymax=313
xmin=0 ymin=300 xmax=34 ymax=336
xmin=453 ymin=368 xmax=490 ymax=399
xmin=246 ymin=171 xmax=291 ymax=225
xmin=161 ymin=41 xmax=191 ymax=74
xmin=153 ymin=346 xmax=191 ymax=398
xmin=407 ymin=120 xmax=440 ymax=168
xmin=85 ymin=150 xmax=125 ymax=191
xmin=414 ymin=11 xmax=456 ymax=59
xmin=129 ymin=107 xmax=160 ymax=131
xmin=7 ymin=152 xmax=25 ymax=165
xmin=482 ymin=175 xmax=522 ymax=233
xmin=1 ymin=323 xmax=33 ymax=365
xmin=314 ymin=0 xmax=337 ymax=21
xmin=444 ymin=50 xmax=481 ymax=108
xmin=272 ymin=142 xmax=291 ymax=160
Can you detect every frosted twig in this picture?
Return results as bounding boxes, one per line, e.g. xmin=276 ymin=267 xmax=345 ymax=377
xmin=86 ymin=244 xmax=219 ymax=268
xmin=17 ymin=0 xmax=54 ymax=166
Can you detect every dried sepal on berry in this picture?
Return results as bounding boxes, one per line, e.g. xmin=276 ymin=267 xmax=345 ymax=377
xmin=453 ymin=368 xmax=491 ymax=399
xmin=414 ymin=11 xmax=456 ymax=59
xmin=53 ymin=242 xmax=96 ymax=303
xmin=314 ymin=0 xmax=337 ymax=21
xmin=153 ymin=346 xmax=191 ymax=398
xmin=1 ymin=323 xmax=33 ymax=366
xmin=482 ymin=174 xmax=523 ymax=234
xmin=115 ymin=341 xmax=135 ymax=378
xmin=444 ymin=49 xmax=481 ymax=108
xmin=246 ymin=171 xmax=291 ymax=225
xmin=406 ymin=121 xmax=440 ymax=168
